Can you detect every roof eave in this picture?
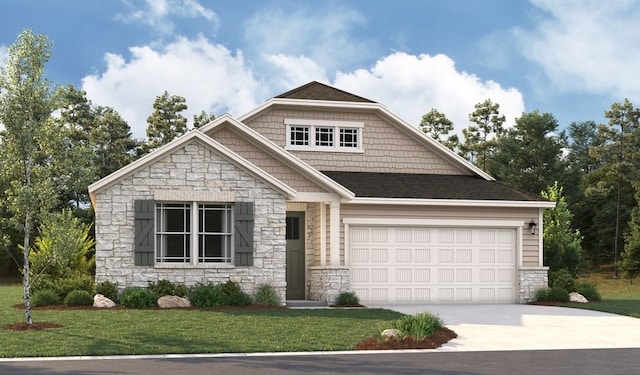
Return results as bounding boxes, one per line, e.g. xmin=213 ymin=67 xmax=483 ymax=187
xmin=347 ymin=197 xmax=556 ymax=208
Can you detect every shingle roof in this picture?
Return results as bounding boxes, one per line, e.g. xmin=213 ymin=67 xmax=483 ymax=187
xmin=322 ymin=171 xmax=547 ymax=202
xmin=275 ymin=81 xmax=376 ymax=103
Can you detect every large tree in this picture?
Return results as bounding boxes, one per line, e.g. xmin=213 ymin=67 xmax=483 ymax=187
xmin=418 ymin=108 xmax=459 ymax=150
xmin=488 ymin=110 xmax=567 ymax=195
xmin=586 ymin=99 xmax=640 ymax=275
xmin=0 ymin=30 xmax=60 ymax=325
xmin=460 ymin=99 xmax=505 ymax=170
xmin=142 ymin=91 xmax=188 ymax=153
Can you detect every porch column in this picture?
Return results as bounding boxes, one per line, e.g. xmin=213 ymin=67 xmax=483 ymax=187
xmin=330 ymin=201 xmax=340 ymax=266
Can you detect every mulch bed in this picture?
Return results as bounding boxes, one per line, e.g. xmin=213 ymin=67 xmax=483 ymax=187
xmin=3 ymin=322 xmax=64 ymax=331
xmin=355 ymin=328 xmax=458 ymax=350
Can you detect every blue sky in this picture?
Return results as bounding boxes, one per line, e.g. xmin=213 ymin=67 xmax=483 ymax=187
xmin=2 ymin=0 xmax=639 ymax=140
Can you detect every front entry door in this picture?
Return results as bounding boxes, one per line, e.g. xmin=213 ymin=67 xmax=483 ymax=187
xmin=286 ymin=212 xmax=305 ymax=300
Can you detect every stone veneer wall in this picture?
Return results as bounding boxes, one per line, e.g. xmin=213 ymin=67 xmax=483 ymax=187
xmin=518 ymin=267 xmax=549 ymax=303
xmin=308 ymin=267 xmax=350 ymax=303
xmin=94 ymin=141 xmax=287 ymax=300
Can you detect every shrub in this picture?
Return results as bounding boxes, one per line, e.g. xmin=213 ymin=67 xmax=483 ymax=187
xmin=549 ymin=268 xmax=576 ymax=292
xmin=547 ymin=286 xmax=570 ymax=302
xmin=64 ymin=290 xmax=94 ymax=306
xmin=148 ymin=279 xmax=188 ymax=297
xmin=188 ymin=281 xmax=252 ymax=307
xmin=253 ymin=284 xmax=281 ymax=306
xmin=334 ymin=291 xmax=360 ymax=306
xmin=95 ymin=281 xmax=119 ymax=302
xmin=390 ymin=312 xmax=444 ymax=341
xmin=120 ymin=287 xmax=157 ymax=308
xmin=535 ymin=288 xmax=550 ymax=302
xmin=31 ymin=289 xmax=61 ymax=307
xmin=33 ymin=272 xmax=95 ymax=299
xmin=189 ymin=283 xmax=224 ymax=307
xmin=575 ymin=282 xmax=602 ymax=302
xmin=220 ymin=280 xmax=252 ymax=306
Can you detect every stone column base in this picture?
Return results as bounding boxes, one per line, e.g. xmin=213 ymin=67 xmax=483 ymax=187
xmin=519 ymin=267 xmax=549 ymax=303
xmin=308 ymin=267 xmax=350 ymax=303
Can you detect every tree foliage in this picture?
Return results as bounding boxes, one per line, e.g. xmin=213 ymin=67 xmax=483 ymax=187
xmin=0 ymin=29 xmax=59 ymax=325
xmin=488 ymin=110 xmax=568 ymax=195
xmin=541 ymin=183 xmax=583 ymax=276
xmin=193 ymin=110 xmax=216 ymax=128
xmin=622 ymin=189 xmax=640 ymax=282
xmin=418 ymin=108 xmax=459 ymax=150
xmin=142 ymin=91 xmax=188 ymax=153
xmin=460 ymin=99 xmax=505 ymax=170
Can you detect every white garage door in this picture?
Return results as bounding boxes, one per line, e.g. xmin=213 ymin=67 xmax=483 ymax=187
xmin=349 ymin=226 xmax=517 ymax=304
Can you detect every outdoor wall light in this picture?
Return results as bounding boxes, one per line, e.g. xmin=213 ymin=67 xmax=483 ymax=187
xmin=528 ymin=220 xmax=537 ymax=235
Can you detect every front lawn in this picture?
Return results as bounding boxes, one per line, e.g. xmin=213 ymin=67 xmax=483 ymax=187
xmin=556 ymin=270 xmax=640 ymax=318
xmin=0 ymin=285 xmax=403 ymax=358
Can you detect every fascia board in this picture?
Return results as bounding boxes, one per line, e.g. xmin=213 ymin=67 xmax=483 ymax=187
xmin=348 ymin=197 xmax=556 ymax=208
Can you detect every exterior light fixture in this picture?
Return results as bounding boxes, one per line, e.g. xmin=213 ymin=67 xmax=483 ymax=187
xmin=528 ymin=220 xmax=537 ymax=235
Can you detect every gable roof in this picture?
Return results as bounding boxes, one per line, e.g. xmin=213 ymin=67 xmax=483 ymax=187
xmin=88 ymin=130 xmax=298 ymax=208
xmin=275 ymin=81 xmax=376 ymax=103
xmin=322 ymin=171 xmax=554 ymax=207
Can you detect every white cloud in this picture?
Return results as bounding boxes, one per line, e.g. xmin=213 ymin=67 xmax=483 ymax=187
xmin=262 ymin=54 xmax=327 ymax=92
xmin=117 ymin=0 xmax=218 ymax=35
xmin=244 ymin=6 xmax=372 ymax=73
xmin=333 ymin=52 xmax=525 ymax=136
xmin=515 ymin=0 xmax=640 ymax=100
xmin=81 ymin=36 xmax=260 ymax=139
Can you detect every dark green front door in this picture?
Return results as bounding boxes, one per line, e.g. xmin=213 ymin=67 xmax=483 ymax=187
xmin=286 ymin=212 xmax=305 ymax=300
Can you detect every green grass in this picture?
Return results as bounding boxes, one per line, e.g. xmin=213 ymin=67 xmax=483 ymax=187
xmin=0 ymin=285 xmax=403 ymax=358
xmin=556 ymin=270 xmax=640 ymax=318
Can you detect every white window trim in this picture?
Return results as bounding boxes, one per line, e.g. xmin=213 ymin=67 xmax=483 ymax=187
xmin=154 ymin=201 xmax=235 ymax=268
xmin=284 ymin=119 xmax=364 ymax=153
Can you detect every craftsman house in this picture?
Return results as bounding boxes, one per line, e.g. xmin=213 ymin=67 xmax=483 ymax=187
xmin=88 ymin=81 xmax=554 ymax=305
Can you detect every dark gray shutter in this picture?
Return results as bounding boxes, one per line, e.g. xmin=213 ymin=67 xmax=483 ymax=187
xmin=234 ymin=201 xmax=254 ymax=266
xmin=134 ymin=200 xmax=155 ymax=266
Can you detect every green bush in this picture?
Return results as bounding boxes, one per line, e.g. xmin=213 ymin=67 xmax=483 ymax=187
xmin=547 ymin=286 xmax=570 ymax=302
xmin=120 ymin=287 xmax=157 ymax=308
xmin=64 ymin=289 xmax=94 ymax=306
xmin=549 ymin=268 xmax=576 ymax=292
xmin=31 ymin=289 xmax=61 ymax=307
xmin=253 ymin=284 xmax=281 ymax=306
xmin=188 ymin=281 xmax=252 ymax=307
xmin=575 ymin=282 xmax=602 ymax=302
xmin=535 ymin=288 xmax=550 ymax=302
xmin=95 ymin=281 xmax=119 ymax=302
xmin=148 ymin=279 xmax=189 ymax=297
xmin=334 ymin=291 xmax=360 ymax=306
xmin=32 ymin=272 xmax=95 ymax=299
xmin=390 ymin=312 xmax=444 ymax=341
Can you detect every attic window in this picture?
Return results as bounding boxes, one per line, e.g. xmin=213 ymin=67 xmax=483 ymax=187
xmin=285 ymin=119 xmax=364 ymax=153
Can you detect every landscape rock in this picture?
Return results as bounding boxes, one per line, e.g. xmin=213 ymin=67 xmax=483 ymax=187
xmin=157 ymin=295 xmax=191 ymax=308
xmin=569 ymin=292 xmax=588 ymax=303
xmin=381 ymin=328 xmax=402 ymax=340
xmin=93 ymin=294 xmax=116 ymax=308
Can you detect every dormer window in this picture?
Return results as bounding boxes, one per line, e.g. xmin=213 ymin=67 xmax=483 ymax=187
xmin=285 ymin=119 xmax=364 ymax=153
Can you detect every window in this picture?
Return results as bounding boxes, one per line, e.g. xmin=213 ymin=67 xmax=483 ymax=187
xmin=156 ymin=202 xmax=233 ymax=263
xmin=315 ymin=127 xmax=334 ymax=147
xmin=285 ymin=119 xmax=364 ymax=152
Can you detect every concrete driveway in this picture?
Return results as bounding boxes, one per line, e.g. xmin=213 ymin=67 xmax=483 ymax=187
xmin=368 ymin=304 xmax=640 ymax=351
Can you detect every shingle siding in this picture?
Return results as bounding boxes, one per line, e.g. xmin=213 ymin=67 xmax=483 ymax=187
xmin=244 ymin=109 xmax=467 ymax=175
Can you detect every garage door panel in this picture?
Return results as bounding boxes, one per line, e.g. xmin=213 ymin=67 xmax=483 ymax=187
xmin=350 ymin=226 xmax=517 ymax=304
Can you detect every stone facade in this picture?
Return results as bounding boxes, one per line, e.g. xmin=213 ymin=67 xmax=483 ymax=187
xmin=518 ymin=267 xmax=549 ymax=303
xmin=308 ymin=267 xmax=350 ymax=303
xmin=94 ymin=141 xmax=287 ymax=300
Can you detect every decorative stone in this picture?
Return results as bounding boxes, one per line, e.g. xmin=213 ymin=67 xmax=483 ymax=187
xmin=93 ymin=294 xmax=116 ymax=308
xmin=381 ymin=329 xmax=401 ymax=340
xmin=157 ymin=295 xmax=191 ymax=308
xmin=569 ymin=292 xmax=588 ymax=303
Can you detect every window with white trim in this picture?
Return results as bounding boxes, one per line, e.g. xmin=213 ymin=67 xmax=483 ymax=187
xmin=156 ymin=202 xmax=233 ymax=263
xmin=285 ymin=119 xmax=364 ymax=152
